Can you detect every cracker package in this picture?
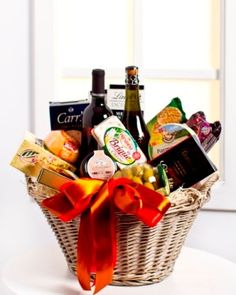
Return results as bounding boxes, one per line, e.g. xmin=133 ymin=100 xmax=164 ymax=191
xmin=10 ymin=132 xmax=76 ymax=178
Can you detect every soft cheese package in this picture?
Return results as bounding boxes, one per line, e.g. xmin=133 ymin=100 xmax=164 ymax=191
xmin=92 ymin=115 xmax=147 ymax=169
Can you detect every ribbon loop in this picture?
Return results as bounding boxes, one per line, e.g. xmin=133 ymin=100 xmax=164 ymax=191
xmin=42 ymin=177 xmax=171 ymax=294
xmin=42 ymin=178 xmax=104 ymax=222
xmin=112 ymin=181 xmax=142 ymax=214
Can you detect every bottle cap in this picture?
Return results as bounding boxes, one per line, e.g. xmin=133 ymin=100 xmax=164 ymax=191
xmin=126 ymin=66 xmax=139 ymax=75
xmin=92 ymin=69 xmax=105 ymax=95
xmin=125 ymin=66 xmax=139 ymax=85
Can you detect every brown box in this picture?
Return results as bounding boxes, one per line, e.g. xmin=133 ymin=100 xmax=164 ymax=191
xmin=37 ymin=168 xmax=73 ymax=191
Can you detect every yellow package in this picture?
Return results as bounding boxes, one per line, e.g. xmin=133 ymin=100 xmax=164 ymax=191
xmin=10 ymin=133 xmax=76 ymax=178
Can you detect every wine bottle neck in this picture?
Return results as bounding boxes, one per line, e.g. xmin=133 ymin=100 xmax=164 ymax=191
xmin=124 ymin=87 xmax=141 ymax=112
xmin=90 ymin=93 xmax=106 ymax=106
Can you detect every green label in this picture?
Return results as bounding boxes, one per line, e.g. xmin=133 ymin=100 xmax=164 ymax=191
xmin=104 ymin=127 xmax=141 ymax=165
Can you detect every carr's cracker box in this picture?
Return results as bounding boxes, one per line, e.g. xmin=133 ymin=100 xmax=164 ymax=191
xmin=107 ymin=85 xmax=145 ymax=120
xmin=49 ymin=100 xmax=89 ymax=131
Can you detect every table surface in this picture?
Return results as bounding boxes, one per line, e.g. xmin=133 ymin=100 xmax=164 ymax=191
xmin=1 ymin=245 xmax=236 ymax=295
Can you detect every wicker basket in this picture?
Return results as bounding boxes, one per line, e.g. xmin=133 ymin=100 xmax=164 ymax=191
xmin=26 ymin=173 xmax=218 ymax=286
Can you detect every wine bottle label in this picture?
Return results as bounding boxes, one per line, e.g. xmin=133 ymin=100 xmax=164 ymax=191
xmin=107 ymin=84 xmax=144 ymax=120
xmin=87 ymin=150 xmax=116 ymax=180
xmin=103 ymin=126 xmax=142 ymax=166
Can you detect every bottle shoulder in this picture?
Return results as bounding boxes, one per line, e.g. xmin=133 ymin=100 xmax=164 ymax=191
xmin=122 ymin=112 xmax=147 ymax=126
xmin=82 ymin=100 xmax=112 ymax=124
xmin=122 ymin=113 xmax=150 ymax=140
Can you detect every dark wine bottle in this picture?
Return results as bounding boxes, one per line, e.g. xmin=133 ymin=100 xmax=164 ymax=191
xmin=78 ymin=69 xmax=113 ymax=169
xmin=121 ymin=66 xmax=150 ymax=160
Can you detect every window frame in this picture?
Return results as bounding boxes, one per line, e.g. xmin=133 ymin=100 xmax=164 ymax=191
xmin=31 ymin=0 xmax=236 ymax=211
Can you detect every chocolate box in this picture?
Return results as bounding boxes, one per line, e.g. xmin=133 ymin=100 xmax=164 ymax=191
xmin=149 ymin=135 xmax=217 ymax=191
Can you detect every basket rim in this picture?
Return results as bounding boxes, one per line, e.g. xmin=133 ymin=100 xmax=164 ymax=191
xmin=25 ymin=172 xmax=219 ymax=216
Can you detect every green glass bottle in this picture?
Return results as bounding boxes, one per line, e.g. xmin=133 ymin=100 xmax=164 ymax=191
xmin=121 ymin=66 xmax=150 ymax=160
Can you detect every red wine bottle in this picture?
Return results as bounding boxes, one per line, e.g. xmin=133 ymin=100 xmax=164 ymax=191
xmin=78 ymin=69 xmax=113 ymax=170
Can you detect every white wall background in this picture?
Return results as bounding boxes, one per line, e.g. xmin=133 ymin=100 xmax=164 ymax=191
xmin=0 ymin=0 xmax=236 ymax=283
xmin=0 ymin=0 xmax=58 ymax=270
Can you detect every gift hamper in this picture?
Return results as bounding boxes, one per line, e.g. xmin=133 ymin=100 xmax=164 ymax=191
xmin=11 ymin=66 xmax=222 ymax=293
xmin=25 ymin=172 xmax=218 ymax=286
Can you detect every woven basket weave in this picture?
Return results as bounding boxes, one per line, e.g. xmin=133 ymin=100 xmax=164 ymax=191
xmin=26 ymin=173 xmax=218 ymax=286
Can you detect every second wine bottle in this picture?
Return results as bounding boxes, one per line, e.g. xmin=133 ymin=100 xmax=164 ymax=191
xmin=121 ymin=66 xmax=150 ymax=160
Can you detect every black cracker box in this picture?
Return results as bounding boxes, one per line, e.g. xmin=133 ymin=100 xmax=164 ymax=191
xmin=49 ymin=100 xmax=89 ymax=131
xmin=149 ymin=135 xmax=217 ymax=192
xmin=107 ymin=84 xmax=145 ymax=120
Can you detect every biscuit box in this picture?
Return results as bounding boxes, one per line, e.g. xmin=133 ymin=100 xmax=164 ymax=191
xmin=49 ymin=100 xmax=89 ymax=131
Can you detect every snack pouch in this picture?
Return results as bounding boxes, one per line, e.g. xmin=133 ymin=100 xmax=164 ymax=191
xmin=186 ymin=111 xmax=212 ymax=143
xmin=201 ymin=121 xmax=222 ymax=152
xmin=147 ymin=97 xmax=187 ymax=157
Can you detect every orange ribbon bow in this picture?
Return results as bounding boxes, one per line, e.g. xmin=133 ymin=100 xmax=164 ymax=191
xmin=42 ymin=177 xmax=171 ymax=294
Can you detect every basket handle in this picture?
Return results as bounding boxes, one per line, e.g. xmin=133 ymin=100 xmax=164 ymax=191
xmin=197 ymin=172 xmax=219 ymax=206
xmin=168 ymin=172 xmax=219 ymax=213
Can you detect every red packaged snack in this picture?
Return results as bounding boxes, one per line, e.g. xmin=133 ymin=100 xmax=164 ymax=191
xmin=186 ymin=111 xmax=222 ymax=152
xmin=186 ymin=111 xmax=212 ymax=143
xmin=201 ymin=121 xmax=222 ymax=152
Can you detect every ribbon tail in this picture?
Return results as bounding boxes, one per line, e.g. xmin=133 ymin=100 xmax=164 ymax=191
xmin=135 ymin=185 xmax=171 ymax=227
xmin=77 ymin=211 xmax=94 ymax=291
xmin=91 ymin=183 xmax=116 ymax=294
xmin=77 ymin=183 xmax=116 ymax=294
